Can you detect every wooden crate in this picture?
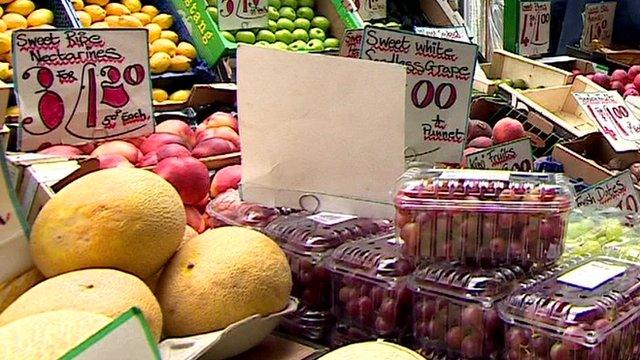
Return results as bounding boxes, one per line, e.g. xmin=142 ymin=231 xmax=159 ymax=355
xmin=473 ymin=50 xmax=573 ymax=94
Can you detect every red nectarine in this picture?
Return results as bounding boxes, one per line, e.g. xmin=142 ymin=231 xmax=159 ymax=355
xmin=140 ymin=133 xmax=189 ymax=154
xmin=153 ymin=156 xmax=211 ymax=205
xmin=156 ymin=144 xmax=192 ymax=161
xmin=91 ymin=140 xmax=142 ymax=163
xmin=492 ymin=117 xmax=525 ymax=144
xmin=156 ymin=120 xmax=196 ymax=148
xmin=38 ymin=145 xmax=84 ymax=157
xmin=191 ymin=138 xmax=239 ymax=159
xmin=210 ymin=165 xmax=242 ymax=197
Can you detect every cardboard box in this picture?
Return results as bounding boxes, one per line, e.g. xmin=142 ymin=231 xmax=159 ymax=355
xmin=473 ymin=50 xmax=573 ymax=94
xmin=6 ymin=152 xmax=71 ymax=191
xmin=552 ymin=132 xmax=640 ymax=191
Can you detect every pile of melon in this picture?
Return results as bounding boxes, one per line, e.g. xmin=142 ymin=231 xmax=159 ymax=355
xmin=0 ymin=168 xmax=292 ymax=359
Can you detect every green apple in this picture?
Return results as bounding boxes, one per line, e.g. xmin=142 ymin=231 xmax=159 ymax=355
xmin=278 ymin=6 xmax=296 ymax=21
xmin=268 ymin=0 xmax=281 ymax=9
xmin=275 ymin=29 xmax=294 ymax=44
xmin=235 ymin=31 xmax=256 ymax=44
xmin=281 ymin=0 xmax=297 ymax=8
xmin=296 ymin=6 xmax=314 ymax=20
xmin=294 ymin=18 xmax=310 ymax=31
xmin=256 ymin=29 xmax=277 ymax=43
xmin=311 ymin=16 xmax=330 ymax=32
xmin=221 ymin=31 xmax=236 ymax=42
xmin=323 ymin=37 xmax=340 ymax=49
xmin=206 ymin=7 xmax=218 ymax=21
xmin=255 ymin=40 xmax=271 ymax=47
xmin=288 ymin=40 xmax=307 ymax=51
xmin=276 ymin=18 xmax=295 ymax=31
xmin=309 ymin=27 xmax=325 ymax=41
xmin=206 ymin=0 xmax=216 ymax=6
xmin=271 ymin=41 xmax=289 ymax=50
xmin=298 ymin=0 xmax=314 ymax=6
xmin=292 ymin=28 xmax=309 ymax=42
xmin=268 ymin=6 xmax=280 ymax=20
xmin=307 ymin=38 xmax=324 ymax=51
xmin=268 ymin=19 xmax=278 ymax=32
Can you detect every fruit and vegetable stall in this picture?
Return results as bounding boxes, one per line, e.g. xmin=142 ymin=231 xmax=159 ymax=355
xmin=4 ymin=0 xmax=640 ymax=359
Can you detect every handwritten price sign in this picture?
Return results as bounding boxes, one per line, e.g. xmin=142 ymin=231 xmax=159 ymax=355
xmin=360 ymin=27 xmax=477 ymax=164
xmin=466 ymin=137 xmax=534 ymax=171
xmin=576 ymin=170 xmax=640 ymax=213
xmin=518 ymin=1 xmax=550 ymax=57
xmin=581 ymin=1 xmax=616 ymax=49
xmin=218 ymin=0 xmax=268 ymax=30
xmin=13 ymin=29 xmax=153 ymax=151
xmin=353 ymin=0 xmax=386 ymax=21
xmin=574 ymin=92 xmax=640 ymax=152
xmin=339 ymin=29 xmax=363 ymax=58
xmin=414 ymin=26 xmax=470 ymax=43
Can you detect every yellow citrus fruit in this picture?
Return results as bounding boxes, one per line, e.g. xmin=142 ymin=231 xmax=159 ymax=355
xmin=149 ymin=52 xmax=171 ymax=74
xmin=152 ymin=13 xmax=172 ymax=29
xmin=114 ymin=14 xmax=142 ymax=27
xmin=151 ymin=38 xmax=177 ymax=56
xmin=0 ymin=51 xmax=11 ymax=63
xmin=0 ymin=0 xmax=13 ymax=4
xmin=169 ymin=89 xmax=190 ymax=102
xmin=26 ymin=8 xmax=54 ymax=27
xmin=144 ymin=22 xmax=161 ymax=42
xmin=71 ymin=0 xmax=84 ymax=11
xmin=105 ymin=3 xmax=130 ymax=16
xmin=6 ymin=105 xmax=18 ymax=117
xmin=0 ymin=66 xmax=13 ymax=82
xmin=104 ymin=14 xmax=118 ymax=26
xmin=85 ymin=0 xmax=108 ymax=5
xmin=83 ymin=4 xmax=106 ymax=22
xmin=160 ymin=30 xmax=179 ymax=44
xmin=2 ymin=13 xmax=27 ymax=29
xmin=0 ymin=19 xmax=7 ymax=32
xmin=121 ymin=0 xmax=142 ymax=13
xmin=131 ymin=11 xmax=150 ymax=25
xmin=169 ymin=55 xmax=191 ymax=72
xmin=152 ymin=88 xmax=168 ymax=102
xmin=75 ymin=10 xmax=92 ymax=27
xmin=6 ymin=0 xmax=35 ymax=16
xmin=30 ymin=168 xmax=185 ymax=279
xmin=176 ymin=42 xmax=197 ymax=59
xmin=0 ymin=33 xmax=11 ymax=54
xmin=140 ymin=5 xmax=158 ymax=17
xmin=89 ymin=21 xmax=109 ymax=28
xmin=0 ymin=6 xmax=3 ymax=17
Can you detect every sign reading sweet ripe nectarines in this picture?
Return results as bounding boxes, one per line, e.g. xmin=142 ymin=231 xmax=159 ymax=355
xmin=13 ymin=29 xmax=154 ymax=151
xmin=359 ymin=27 xmax=477 ymax=164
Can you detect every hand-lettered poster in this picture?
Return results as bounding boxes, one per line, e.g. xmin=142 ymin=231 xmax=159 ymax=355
xmin=13 ymin=29 xmax=154 ymax=151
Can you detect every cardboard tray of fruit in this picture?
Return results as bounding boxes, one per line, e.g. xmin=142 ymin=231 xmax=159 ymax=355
xmin=159 ymin=297 xmax=298 ymax=360
xmin=171 ymin=0 xmax=361 ymax=68
xmin=473 ymin=50 xmax=573 ymax=95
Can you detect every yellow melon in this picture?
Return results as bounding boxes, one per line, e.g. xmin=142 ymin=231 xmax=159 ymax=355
xmin=0 ymin=268 xmax=43 ymax=313
xmin=0 ymin=268 xmax=163 ymax=341
xmin=318 ymin=341 xmax=426 ymax=360
xmin=145 ymin=225 xmax=197 ymax=293
xmin=156 ymin=226 xmax=292 ymax=337
xmin=0 ymin=310 xmax=112 ymax=360
xmin=30 ymin=168 xmax=185 ymax=279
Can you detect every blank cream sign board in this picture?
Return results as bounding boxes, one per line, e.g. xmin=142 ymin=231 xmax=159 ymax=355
xmin=237 ymin=45 xmax=406 ymax=218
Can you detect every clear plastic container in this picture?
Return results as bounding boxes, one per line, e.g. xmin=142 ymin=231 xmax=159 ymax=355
xmin=327 ymin=323 xmax=373 ymax=349
xmin=409 ymin=262 xmax=530 ymax=359
xmin=278 ymin=306 xmax=333 ymax=341
xmin=498 ymin=257 xmax=640 ymax=360
xmin=323 ymin=235 xmax=414 ymax=340
xmin=395 ymin=169 xmax=574 ymax=268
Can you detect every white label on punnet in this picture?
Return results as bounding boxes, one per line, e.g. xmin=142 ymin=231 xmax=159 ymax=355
xmin=307 ymin=212 xmax=357 ymax=225
xmin=558 ymin=261 xmax=627 ymax=290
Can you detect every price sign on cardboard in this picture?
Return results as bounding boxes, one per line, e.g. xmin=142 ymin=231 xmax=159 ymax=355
xmin=518 ymin=1 xmax=550 ymax=57
xmin=574 ymin=92 xmax=640 ymax=152
xmin=581 ymin=1 xmax=616 ymax=49
xmin=575 ymin=170 xmax=640 ymax=213
xmin=13 ymin=29 xmax=154 ymax=151
xmin=465 ymin=137 xmax=534 ymax=171
xmin=217 ymin=0 xmax=268 ymax=31
xmin=339 ymin=29 xmax=364 ymax=58
xmin=353 ymin=0 xmax=386 ymax=21
xmin=360 ymin=27 xmax=477 ymax=164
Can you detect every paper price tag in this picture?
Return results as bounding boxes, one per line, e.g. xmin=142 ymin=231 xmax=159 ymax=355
xmin=13 ymin=29 xmax=154 ymax=151
xmin=360 ymin=27 xmax=477 ymax=164
xmin=581 ymin=1 xmax=616 ymax=49
xmin=575 ymin=170 xmax=640 ymax=213
xmin=307 ymin=212 xmax=357 ymax=225
xmin=339 ymin=29 xmax=364 ymax=58
xmin=414 ymin=26 xmax=471 ymax=43
xmin=466 ymin=138 xmax=534 ymax=171
xmin=558 ymin=260 xmax=626 ymax=290
xmin=573 ymin=92 xmax=640 ymax=152
xmin=353 ymin=0 xmax=386 ymax=21
xmin=518 ymin=1 xmax=550 ymax=57
xmin=217 ymin=0 xmax=269 ymax=31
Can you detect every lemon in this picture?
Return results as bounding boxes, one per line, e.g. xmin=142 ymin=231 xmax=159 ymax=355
xmin=140 ymin=5 xmax=158 ymax=17
xmin=26 ymin=8 xmax=54 ymax=26
xmin=85 ymin=0 xmax=108 ymax=5
xmin=169 ymin=55 xmax=191 ymax=72
xmin=176 ymin=42 xmax=197 ymax=59
xmin=0 ymin=50 xmax=10 ymax=63
xmin=0 ymin=6 xmax=3 ymax=17
xmin=144 ymin=22 xmax=161 ymax=43
xmin=6 ymin=0 xmax=35 ymax=16
xmin=152 ymin=13 xmax=172 ymax=29
xmin=105 ymin=3 xmax=130 ymax=16
xmin=113 ymin=14 xmax=142 ymax=28
xmin=90 ymin=21 xmax=109 ymax=28
xmin=71 ymin=0 xmax=84 ymax=11
xmin=160 ymin=30 xmax=178 ymax=44
xmin=2 ymin=13 xmax=27 ymax=29
xmin=0 ymin=63 xmax=13 ymax=82
xmin=6 ymin=105 xmax=18 ymax=117
xmin=104 ymin=15 xmax=118 ymax=26
xmin=75 ymin=10 xmax=92 ymax=27
xmin=83 ymin=5 xmax=106 ymax=22
xmin=121 ymin=0 xmax=142 ymax=13
xmin=152 ymin=88 xmax=168 ymax=102
xmin=131 ymin=12 xmax=150 ymax=25
xmin=0 ymin=33 xmax=10 ymax=54
xmin=169 ymin=90 xmax=190 ymax=102
xmin=149 ymin=52 xmax=170 ymax=74
xmin=150 ymin=38 xmax=176 ymax=56
xmin=0 ymin=20 xmax=7 ymax=32
xmin=0 ymin=0 xmax=13 ymax=4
